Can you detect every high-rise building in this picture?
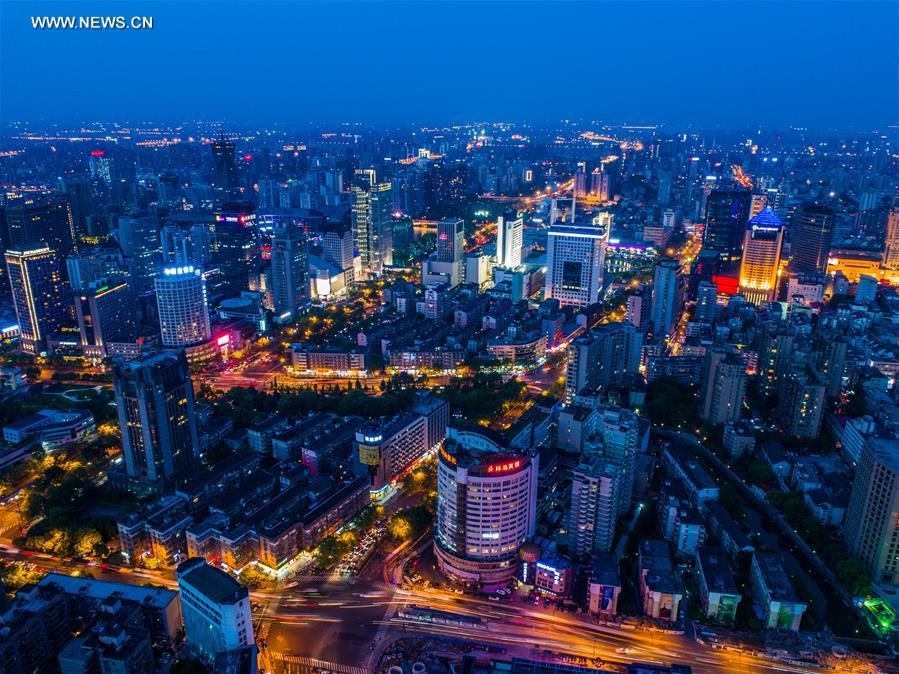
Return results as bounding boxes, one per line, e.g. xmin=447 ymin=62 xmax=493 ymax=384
xmin=270 ymin=225 xmax=308 ymax=322
xmin=594 ymin=405 xmax=647 ymax=515
xmin=694 ymin=280 xmax=718 ymax=322
xmin=322 ymin=223 xmax=355 ymax=274
xmin=117 ymin=215 xmax=160 ymax=294
xmin=818 ymin=333 xmax=848 ymax=399
xmin=703 ymin=188 xmax=751 ymax=260
xmin=210 ymin=139 xmax=238 ymax=192
xmin=883 ymin=208 xmax=899 ymax=270
xmin=351 ymin=169 xmax=393 ymax=276
xmin=112 ymin=351 xmax=200 ymax=491
xmin=844 ymin=438 xmax=899 ymax=586
xmin=66 ymin=248 xmax=127 ymax=291
xmin=75 ymin=279 xmax=137 ymax=362
xmin=161 ymin=223 xmax=213 ymax=268
xmin=739 ymin=207 xmax=783 ymax=305
xmin=563 ymin=322 xmax=641 ymax=404
xmin=544 ymin=220 xmax=608 ymax=308
xmin=176 ymin=558 xmax=254 ymax=664
xmin=569 ymin=455 xmax=620 ymax=557
xmin=651 ymin=258 xmax=681 ymax=338
xmin=0 ymin=194 xmax=76 ymax=258
xmin=757 ymin=321 xmax=795 ymax=396
xmin=625 ymin=289 xmax=652 ymax=331
xmin=496 ymin=210 xmax=523 ymax=268
xmin=434 ymin=428 xmax=537 ymax=587
xmin=700 ymin=347 xmax=747 ymax=424
xmin=791 ymin=202 xmax=835 ymax=275
xmin=5 ymin=244 xmax=67 ymax=355
xmin=154 ymin=265 xmax=211 ymax=348
xmin=777 ymin=368 xmax=826 ymax=439
xmin=423 ymin=219 xmax=464 ymax=288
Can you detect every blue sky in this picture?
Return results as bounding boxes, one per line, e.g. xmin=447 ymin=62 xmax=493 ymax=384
xmin=1 ymin=1 xmax=897 ymax=129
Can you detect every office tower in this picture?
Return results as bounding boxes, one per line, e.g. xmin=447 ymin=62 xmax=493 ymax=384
xmin=112 ymin=351 xmax=200 ymax=491
xmin=749 ymin=193 xmax=767 ymax=219
xmin=703 ymin=188 xmax=751 ymax=260
xmin=739 ymin=207 xmax=784 ymax=305
xmin=423 ymin=218 xmax=464 ymax=288
xmin=791 ymin=202 xmax=835 ymax=275
xmin=495 ymin=210 xmax=523 ymax=268
xmin=434 ymin=428 xmax=537 ymax=586
xmin=5 ymin=244 xmax=67 ymax=355
xmin=650 ymin=258 xmax=680 ymax=338
xmin=757 ymin=321 xmax=795 ymax=396
xmin=694 ymin=280 xmax=718 ymax=322
xmin=0 ymin=194 xmax=76 ymax=257
xmin=66 ymin=249 xmax=127 ymax=291
xmin=154 ymin=265 xmax=211 ymax=347
xmin=844 ymin=438 xmax=899 ymax=586
xmin=351 ymin=169 xmax=393 ymax=276
xmin=569 ymin=455 xmax=620 ymax=556
xmin=117 ymin=215 xmax=160 ymax=294
xmin=270 ymin=225 xmax=308 ymax=321
xmin=75 ymin=279 xmax=137 ymax=362
xmin=544 ymin=220 xmax=608 ymax=308
xmin=777 ymin=369 xmax=826 ymax=438
xmin=700 ymin=347 xmax=747 ymax=424
xmin=883 ymin=208 xmax=899 ymax=270
xmin=563 ymin=322 xmax=641 ymax=403
xmin=176 ymin=558 xmax=254 ymax=664
xmin=322 ymin=223 xmax=355 ymax=273
xmin=210 ymin=139 xmax=238 ymax=192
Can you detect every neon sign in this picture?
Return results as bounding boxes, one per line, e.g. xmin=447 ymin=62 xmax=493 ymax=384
xmin=487 ymin=459 xmax=521 ymax=474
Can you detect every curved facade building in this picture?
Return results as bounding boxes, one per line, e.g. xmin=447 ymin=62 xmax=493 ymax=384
xmin=155 ymin=265 xmax=211 ymax=348
xmin=434 ymin=428 xmax=537 ymax=588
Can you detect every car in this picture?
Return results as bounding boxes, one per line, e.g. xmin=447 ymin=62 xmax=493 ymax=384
xmin=615 ymin=647 xmax=631 ymax=654
xmin=488 ymin=595 xmax=500 ymax=601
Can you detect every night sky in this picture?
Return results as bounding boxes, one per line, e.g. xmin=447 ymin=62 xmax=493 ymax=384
xmin=2 ymin=1 xmax=897 ymax=129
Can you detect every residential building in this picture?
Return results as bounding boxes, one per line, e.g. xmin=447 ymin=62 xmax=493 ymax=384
xmin=696 ymin=546 xmax=741 ymax=623
xmin=750 ymin=552 xmax=807 ymax=631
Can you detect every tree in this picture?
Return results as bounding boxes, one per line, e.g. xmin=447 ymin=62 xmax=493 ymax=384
xmin=73 ymin=528 xmax=103 ymax=558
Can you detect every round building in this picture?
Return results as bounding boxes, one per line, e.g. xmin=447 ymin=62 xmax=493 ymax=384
xmin=434 ymin=428 xmax=537 ymax=589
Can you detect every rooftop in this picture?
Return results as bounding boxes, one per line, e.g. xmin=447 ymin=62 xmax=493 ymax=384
xmin=697 ymin=546 xmax=739 ymax=595
xmin=39 ymin=572 xmax=177 ymax=609
xmin=176 ymin=558 xmax=247 ymax=605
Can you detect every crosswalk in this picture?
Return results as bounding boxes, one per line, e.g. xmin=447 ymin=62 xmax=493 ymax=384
xmin=271 ymin=652 xmax=369 ymax=674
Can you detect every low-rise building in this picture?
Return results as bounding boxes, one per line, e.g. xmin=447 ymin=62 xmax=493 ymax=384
xmin=638 ymin=540 xmax=683 ymax=622
xmin=587 ymin=552 xmax=621 ymax=616
xmin=722 ymin=420 xmax=756 ymax=458
xmin=750 ymin=552 xmax=807 ymax=631
xmin=696 ymin=546 xmax=741 ymax=623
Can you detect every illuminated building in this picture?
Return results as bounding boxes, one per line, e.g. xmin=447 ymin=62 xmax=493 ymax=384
xmin=694 ymin=280 xmax=718 ymax=322
xmin=270 ymin=224 xmax=308 ymax=322
xmin=434 ymin=428 xmax=537 ymax=588
xmin=351 ymin=169 xmax=393 ymax=276
xmin=75 ymin=278 xmax=137 ymax=362
xmin=496 ymin=210 xmax=523 ymax=268
xmin=844 ymin=438 xmax=899 ymax=586
xmin=112 ymin=350 xmax=200 ymax=492
xmin=5 ymin=244 xmax=66 ymax=355
xmin=884 ymin=208 xmax=899 ymax=270
xmin=355 ymin=395 xmax=448 ymax=497
xmin=176 ymin=558 xmax=253 ymax=666
xmin=322 ymin=222 xmax=355 ymax=284
xmin=0 ymin=193 xmax=76 ymax=258
xmin=604 ymin=241 xmax=656 ymax=275
xmin=563 ymin=322 xmax=641 ymax=404
xmin=210 ymin=139 xmax=238 ymax=192
xmin=699 ymin=346 xmax=747 ymax=424
xmin=161 ymin=223 xmax=212 ymax=268
xmin=826 ymin=250 xmax=899 ymax=285
xmin=66 ymin=248 xmax=127 ymax=291
xmin=544 ymin=220 xmax=608 ymax=308
xmin=155 ymin=265 xmax=211 ymax=348
xmin=117 ymin=215 xmax=160 ymax=293
xmin=739 ymin=206 xmax=783 ymax=304
xmin=638 ymin=540 xmax=683 ymax=622
xmin=703 ymin=188 xmax=751 ymax=260
xmin=757 ymin=321 xmax=794 ymax=396
xmin=568 ymin=454 xmax=621 ymax=556
xmin=792 ymin=202 xmax=835 ymax=275
xmin=650 ymin=257 xmax=680 ymax=338
xmin=776 ymin=368 xmax=825 ymax=439
xmin=422 ymin=218 xmax=463 ymax=287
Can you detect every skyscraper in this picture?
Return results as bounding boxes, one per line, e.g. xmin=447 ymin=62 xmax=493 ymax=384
xmin=176 ymin=558 xmax=254 ymax=664
xmin=351 ymin=169 xmax=393 ymax=276
xmin=5 ymin=244 xmax=67 ymax=355
xmin=757 ymin=321 xmax=795 ymax=397
xmin=791 ymin=202 xmax=835 ymax=275
xmin=0 ymin=194 xmax=76 ymax=258
xmin=739 ymin=207 xmax=784 ymax=305
xmin=270 ymin=225 xmax=308 ymax=322
xmin=495 ymin=210 xmax=523 ymax=268
xmin=423 ymin=218 xmax=464 ymax=288
xmin=154 ymin=265 xmax=211 ymax=348
xmin=112 ymin=351 xmax=200 ymax=491
xmin=883 ymin=208 xmax=899 ymax=270
xmin=210 ymin=139 xmax=238 ymax=192
xmin=434 ymin=429 xmax=537 ymax=587
xmin=75 ymin=279 xmax=137 ymax=362
xmin=844 ymin=438 xmax=899 ymax=586
xmin=117 ymin=215 xmax=160 ymax=294
xmin=703 ymin=188 xmax=751 ymax=260
xmin=650 ymin=258 xmax=681 ymax=338
xmin=700 ymin=346 xmax=747 ymax=424
xmin=568 ymin=455 xmax=620 ymax=556
xmin=544 ymin=220 xmax=608 ymax=308
xmin=322 ymin=223 xmax=355 ymax=277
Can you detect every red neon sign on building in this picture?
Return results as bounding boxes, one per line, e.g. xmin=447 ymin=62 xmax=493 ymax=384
xmin=487 ymin=459 xmax=521 ymax=474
